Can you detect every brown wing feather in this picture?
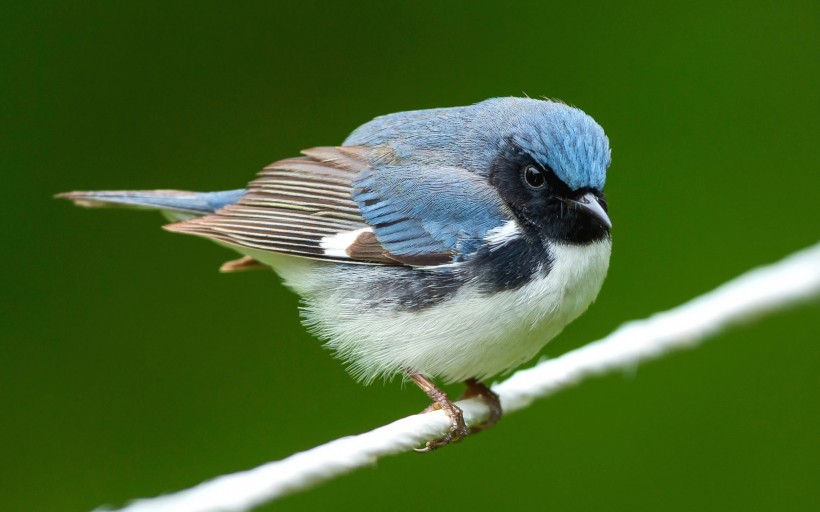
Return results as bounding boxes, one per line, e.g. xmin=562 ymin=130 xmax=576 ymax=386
xmin=166 ymin=146 xmax=397 ymax=264
xmin=343 ymin=230 xmax=396 ymax=263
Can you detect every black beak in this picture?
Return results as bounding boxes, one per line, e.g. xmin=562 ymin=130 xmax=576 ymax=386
xmin=571 ymin=192 xmax=612 ymax=229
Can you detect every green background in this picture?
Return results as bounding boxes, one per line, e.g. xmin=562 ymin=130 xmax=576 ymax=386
xmin=2 ymin=2 xmax=818 ymax=511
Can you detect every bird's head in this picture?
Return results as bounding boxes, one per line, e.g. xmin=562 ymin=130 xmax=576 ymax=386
xmin=482 ymin=98 xmax=612 ymax=244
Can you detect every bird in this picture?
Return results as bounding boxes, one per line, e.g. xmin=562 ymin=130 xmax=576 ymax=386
xmin=58 ymin=97 xmax=613 ymax=451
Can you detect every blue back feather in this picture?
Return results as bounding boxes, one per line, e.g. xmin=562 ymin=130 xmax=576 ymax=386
xmin=354 ymin=164 xmax=508 ymax=259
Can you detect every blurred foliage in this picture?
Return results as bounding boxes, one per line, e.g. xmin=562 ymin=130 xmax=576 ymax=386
xmin=1 ymin=2 xmax=818 ymax=511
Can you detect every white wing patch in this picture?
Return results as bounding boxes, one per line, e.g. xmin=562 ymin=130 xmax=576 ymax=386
xmin=484 ymin=219 xmax=522 ymax=249
xmin=320 ymin=227 xmax=373 ymax=258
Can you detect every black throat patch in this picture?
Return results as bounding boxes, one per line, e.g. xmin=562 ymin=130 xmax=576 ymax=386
xmin=488 ymin=142 xmax=610 ymax=246
xmin=469 ymin=235 xmax=553 ymax=295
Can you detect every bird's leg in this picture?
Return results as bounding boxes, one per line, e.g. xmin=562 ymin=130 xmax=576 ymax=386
xmin=460 ymin=378 xmax=502 ymax=433
xmin=408 ymin=372 xmax=469 ymax=452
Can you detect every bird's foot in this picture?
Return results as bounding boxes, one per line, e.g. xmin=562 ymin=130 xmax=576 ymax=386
xmin=415 ymin=399 xmax=469 ymax=452
xmin=460 ymin=378 xmax=502 ymax=433
xmin=408 ymin=373 xmax=469 ymax=452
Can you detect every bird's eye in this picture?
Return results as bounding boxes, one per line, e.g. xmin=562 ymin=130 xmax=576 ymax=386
xmin=522 ymin=165 xmax=547 ymax=189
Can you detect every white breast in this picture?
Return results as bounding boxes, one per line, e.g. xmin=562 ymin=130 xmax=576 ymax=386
xmin=245 ymin=239 xmax=611 ymax=384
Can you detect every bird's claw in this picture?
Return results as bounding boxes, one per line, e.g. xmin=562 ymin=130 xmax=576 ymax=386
xmin=414 ymin=403 xmax=469 ymax=452
xmin=408 ymin=372 xmax=499 ymax=452
xmin=461 ymin=378 xmax=502 ymax=433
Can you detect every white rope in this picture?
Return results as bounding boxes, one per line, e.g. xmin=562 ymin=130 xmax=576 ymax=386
xmin=99 ymin=242 xmax=820 ymax=512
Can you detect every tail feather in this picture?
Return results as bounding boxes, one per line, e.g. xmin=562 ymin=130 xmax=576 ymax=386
xmin=56 ymin=189 xmax=245 ymax=220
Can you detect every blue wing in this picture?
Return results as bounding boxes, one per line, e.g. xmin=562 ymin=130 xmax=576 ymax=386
xmin=169 ymin=146 xmax=511 ymax=267
xmin=353 ymin=163 xmax=509 ymax=265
